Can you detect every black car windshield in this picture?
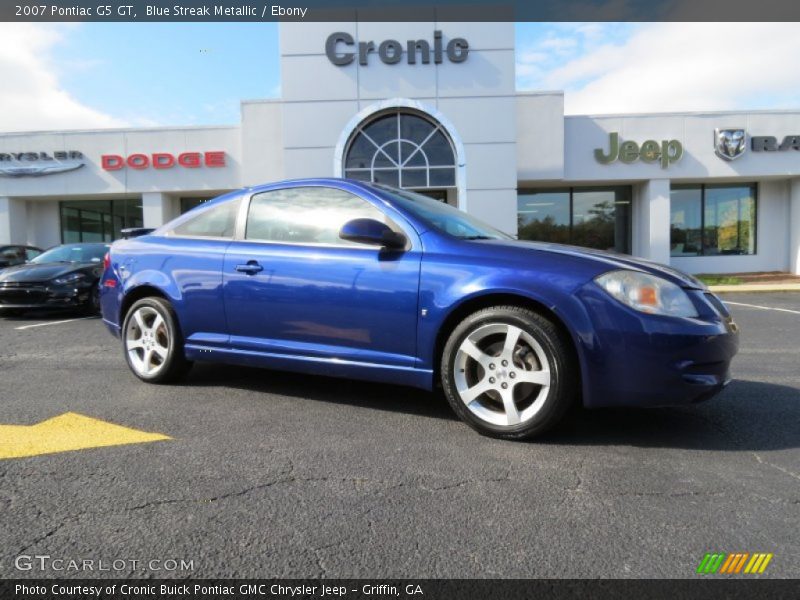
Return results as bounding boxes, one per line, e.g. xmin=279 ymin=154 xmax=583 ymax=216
xmin=371 ymin=184 xmax=512 ymax=240
xmin=30 ymin=244 xmax=109 ymax=264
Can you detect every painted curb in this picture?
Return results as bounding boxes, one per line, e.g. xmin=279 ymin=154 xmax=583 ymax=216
xmin=710 ymin=283 xmax=800 ymax=293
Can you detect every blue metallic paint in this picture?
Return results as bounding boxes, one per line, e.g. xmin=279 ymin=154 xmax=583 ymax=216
xmin=101 ymin=178 xmax=738 ymax=408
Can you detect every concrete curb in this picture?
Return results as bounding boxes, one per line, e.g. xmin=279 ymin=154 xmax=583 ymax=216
xmin=709 ymin=283 xmax=800 ymax=293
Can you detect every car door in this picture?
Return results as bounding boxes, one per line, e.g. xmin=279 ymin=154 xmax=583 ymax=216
xmin=222 ymin=184 xmax=421 ymax=368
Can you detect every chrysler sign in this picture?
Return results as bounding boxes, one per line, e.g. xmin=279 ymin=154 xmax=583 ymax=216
xmin=0 ymin=151 xmax=85 ymax=177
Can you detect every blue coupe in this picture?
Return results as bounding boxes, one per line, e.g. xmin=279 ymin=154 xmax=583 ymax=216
xmin=100 ymin=178 xmax=739 ymax=439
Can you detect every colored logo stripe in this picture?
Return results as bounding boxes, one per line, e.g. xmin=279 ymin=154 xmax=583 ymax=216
xmin=698 ymin=552 xmax=773 ymax=574
xmin=744 ymin=553 xmax=773 ymax=574
xmin=697 ymin=553 xmax=726 ymax=574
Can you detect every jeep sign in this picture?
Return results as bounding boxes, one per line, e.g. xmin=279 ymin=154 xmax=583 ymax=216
xmin=594 ymin=132 xmax=683 ymax=169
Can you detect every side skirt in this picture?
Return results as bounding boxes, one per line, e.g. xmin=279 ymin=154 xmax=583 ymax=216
xmin=184 ymin=344 xmax=434 ymax=390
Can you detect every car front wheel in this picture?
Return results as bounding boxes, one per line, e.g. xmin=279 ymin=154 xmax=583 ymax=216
xmin=441 ymin=306 xmax=578 ymax=440
xmin=122 ymin=297 xmax=191 ymax=383
xmin=84 ymin=283 xmax=101 ymax=315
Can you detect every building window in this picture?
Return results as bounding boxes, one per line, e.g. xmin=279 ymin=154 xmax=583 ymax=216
xmin=60 ymin=199 xmax=143 ymax=243
xmin=670 ymin=184 xmax=756 ymax=257
xmin=517 ymin=186 xmax=632 ymax=253
xmin=343 ymin=109 xmax=456 ymax=191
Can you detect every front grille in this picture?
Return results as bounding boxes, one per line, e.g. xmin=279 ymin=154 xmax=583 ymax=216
xmin=0 ymin=281 xmax=46 ymax=289
xmin=0 ymin=282 xmax=48 ymax=304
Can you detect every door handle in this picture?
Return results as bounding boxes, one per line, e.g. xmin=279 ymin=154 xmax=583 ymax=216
xmin=235 ymin=261 xmax=263 ymax=275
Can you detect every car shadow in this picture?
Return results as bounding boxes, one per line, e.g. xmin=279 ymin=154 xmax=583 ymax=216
xmin=545 ymin=379 xmax=800 ymax=452
xmin=186 ymin=363 xmax=457 ymax=422
xmin=185 ymin=367 xmax=800 ymax=451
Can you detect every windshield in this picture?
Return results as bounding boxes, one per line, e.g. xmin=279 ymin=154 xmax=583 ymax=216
xmin=30 ymin=244 xmax=109 ymax=264
xmin=371 ymin=185 xmax=512 ymax=240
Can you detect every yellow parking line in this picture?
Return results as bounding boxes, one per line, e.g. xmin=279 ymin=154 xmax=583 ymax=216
xmin=0 ymin=412 xmax=171 ymax=460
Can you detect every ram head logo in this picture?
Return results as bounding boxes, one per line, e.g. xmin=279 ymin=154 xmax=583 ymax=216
xmin=714 ymin=128 xmax=746 ymax=161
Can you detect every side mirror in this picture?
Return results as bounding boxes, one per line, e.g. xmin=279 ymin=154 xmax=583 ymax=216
xmin=339 ymin=218 xmax=407 ymax=250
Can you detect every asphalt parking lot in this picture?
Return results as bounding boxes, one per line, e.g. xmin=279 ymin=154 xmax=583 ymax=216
xmin=0 ymin=292 xmax=798 ymax=579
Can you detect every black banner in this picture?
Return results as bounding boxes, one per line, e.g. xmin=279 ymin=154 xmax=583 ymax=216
xmin=2 ymin=579 xmax=799 ymax=600
xmin=4 ymin=0 xmax=800 ymax=22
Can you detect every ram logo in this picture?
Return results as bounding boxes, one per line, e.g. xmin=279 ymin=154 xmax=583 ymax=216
xmin=714 ymin=128 xmax=747 ymax=161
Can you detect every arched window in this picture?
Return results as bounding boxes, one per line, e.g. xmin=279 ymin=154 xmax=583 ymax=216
xmin=343 ymin=109 xmax=456 ymax=190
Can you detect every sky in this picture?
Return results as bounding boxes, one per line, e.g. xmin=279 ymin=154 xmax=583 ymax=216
xmin=1 ymin=21 xmax=799 ymax=132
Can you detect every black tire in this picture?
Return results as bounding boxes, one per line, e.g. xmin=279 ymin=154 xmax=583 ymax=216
xmin=441 ymin=305 xmax=578 ymax=440
xmin=83 ymin=283 xmax=101 ymax=315
xmin=121 ymin=296 xmax=192 ymax=384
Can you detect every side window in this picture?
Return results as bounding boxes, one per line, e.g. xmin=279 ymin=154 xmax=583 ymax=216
xmin=1 ymin=247 xmax=19 ymax=260
xmin=170 ymin=199 xmax=239 ymax=238
xmin=25 ymin=248 xmax=41 ymax=261
xmin=246 ymin=186 xmax=391 ymax=246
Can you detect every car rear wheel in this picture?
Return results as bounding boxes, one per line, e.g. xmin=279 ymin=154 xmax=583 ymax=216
xmin=122 ymin=297 xmax=191 ymax=383
xmin=441 ymin=306 xmax=578 ymax=440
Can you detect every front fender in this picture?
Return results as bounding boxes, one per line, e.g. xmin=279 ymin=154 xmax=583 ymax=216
xmin=418 ymin=255 xmax=605 ymax=406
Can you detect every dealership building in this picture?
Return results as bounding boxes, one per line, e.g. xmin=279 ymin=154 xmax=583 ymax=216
xmin=1 ymin=21 xmax=799 ymax=275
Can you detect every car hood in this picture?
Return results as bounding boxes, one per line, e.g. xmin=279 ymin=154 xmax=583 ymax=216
xmin=0 ymin=262 xmax=98 ymax=283
xmin=477 ymin=239 xmax=707 ymax=290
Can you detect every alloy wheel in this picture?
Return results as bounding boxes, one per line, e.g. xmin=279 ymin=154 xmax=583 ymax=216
xmin=453 ymin=323 xmax=551 ymax=427
xmin=125 ymin=306 xmax=170 ymax=377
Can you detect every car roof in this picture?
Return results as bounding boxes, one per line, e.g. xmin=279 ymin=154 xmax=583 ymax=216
xmin=244 ymin=177 xmax=379 ymax=196
xmin=54 ymin=242 xmax=110 ymax=247
xmin=199 ymin=178 xmax=388 ymax=211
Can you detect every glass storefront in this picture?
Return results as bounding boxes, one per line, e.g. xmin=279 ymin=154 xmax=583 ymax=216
xmin=517 ymin=186 xmax=632 ymax=253
xmin=180 ymin=197 xmax=213 ymax=214
xmin=670 ymin=184 xmax=756 ymax=256
xmin=60 ymin=199 xmax=143 ymax=243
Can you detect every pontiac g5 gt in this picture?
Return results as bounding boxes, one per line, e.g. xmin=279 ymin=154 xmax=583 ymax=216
xmin=100 ymin=179 xmax=739 ymax=440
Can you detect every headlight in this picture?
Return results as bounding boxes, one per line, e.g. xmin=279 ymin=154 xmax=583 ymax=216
xmin=595 ymin=270 xmax=698 ymax=318
xmin=53 ymin=272 xmax=86 ymax=285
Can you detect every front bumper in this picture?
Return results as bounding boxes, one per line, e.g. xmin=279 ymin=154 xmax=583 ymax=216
xmin=576 ymin=285 xmax=740 ymax=408
xmin=0 ymin=283 xmax=93 ymax=310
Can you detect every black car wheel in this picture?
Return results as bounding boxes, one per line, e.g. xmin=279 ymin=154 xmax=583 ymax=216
xmin=441 ymin=305 xmax=578 ymax=440
xmin=84 ymin=283 xmax=101 ymax=315
xmin=122 ymin=297 xmax=191 ymax=383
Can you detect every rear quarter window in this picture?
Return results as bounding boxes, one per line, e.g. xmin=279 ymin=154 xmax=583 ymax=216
xmin=169 ymin=199 xmax=239 ymax=238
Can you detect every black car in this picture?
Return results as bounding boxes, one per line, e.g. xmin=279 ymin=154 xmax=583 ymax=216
xmin=0 ymin=243 xmax=109 ymax=316
xmin=0 ymin=245 xmax=43 ymax=271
